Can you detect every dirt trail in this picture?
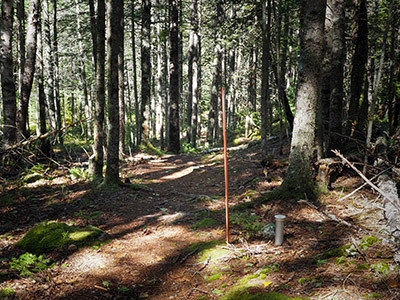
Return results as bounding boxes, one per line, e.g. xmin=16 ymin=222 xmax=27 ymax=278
xmin=1 ymin=143 xmax=399 ymax=299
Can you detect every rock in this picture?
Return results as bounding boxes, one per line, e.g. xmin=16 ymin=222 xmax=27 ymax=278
xmin=261 ymin=223 xmax=275 ymax=239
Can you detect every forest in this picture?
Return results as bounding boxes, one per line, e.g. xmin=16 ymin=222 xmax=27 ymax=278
xmin=0 ymin=0 xmax=400 ymax=299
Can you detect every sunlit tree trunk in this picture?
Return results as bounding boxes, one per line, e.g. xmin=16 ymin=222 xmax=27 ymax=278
xmin=130 ymin=1 xmax=139 ymax=147
xmin=16 ymin=0 xmax=25 ymax=104
xmin=75 ymin=0 xmax=91 ymax=139
xmin=0 ymin=0 xmax=17 ymax=147
xmin=37 ymin=18 xmax=51 ymax=156
xmin=43 ymin=0 xmax=56 ymax=131
xmin=279 ymin=0 xmax=326 ymax=200
xmin=168 ymin=0 xmax=180 ymax=153
xmin=16 ymin=0 xmax=41 ymax=140
xmin=53 ymin=0 xmax=62 ymax=144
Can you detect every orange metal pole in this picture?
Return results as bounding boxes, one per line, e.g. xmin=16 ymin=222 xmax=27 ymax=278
xmin=222 ymin=87 xmax=229 ymax=244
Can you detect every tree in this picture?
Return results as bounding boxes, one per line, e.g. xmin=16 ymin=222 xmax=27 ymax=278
xmin=89 ymin=0 xmax=106 ymax=179
xmin=139 ymin=0 xmax=151 ymax=146
xmin=278 ymin=0 xmax=326 ymax=199
xmin=347 ymin=0 xmax=368 ymax=135
xmin=16 ymin=0 xmax=41 ymax=140
xmin=168 ymin=0 xmax=181 ymax=153
xmin=327 ymin=0 xmax=345 ymax=154
xmin=0 ymin=0 xmax=17 ymax=148
xmin=104 ymin=0 xmax=123 ymax=186
xmin=260 ymin=0 xmax=272 ymax=158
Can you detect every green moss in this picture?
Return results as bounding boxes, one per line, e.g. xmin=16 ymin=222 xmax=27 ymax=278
xmin=16 ymin=222 xmax=103 ymax=253
xmin=321 ymin=244 xmax=355 ymax=259
xmin=141 ymin=142 xmax=163 ymax=156
xmin=221 ymin=285 xmax=308 ymax=300
xmin=198 ymin=246 xmax=231 ymax=263
xmin=205 ymin=272 xmax=223 ymax=282
xmin=191 ymin=217 xmax=217 ymax=230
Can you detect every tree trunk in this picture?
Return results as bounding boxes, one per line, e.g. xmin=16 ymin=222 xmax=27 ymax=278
xmin=168 ymin=0 xmax=181 ymax=154
xmin=260 ymin=0 xmax=272 ymax=158
xmin=327 ymin=0 xmax=345 ymax=154
xmin=130 ymin=1 xmax=139 ymax=147
xmin=318 ymin=1 xmax=333 ymax=159
xmin=118 ymin=14 xmax=125 ymax=157
xmin=75 ymin=0 xmax=91 ymax=139
xmin=16 ymin=0 xmax=25 ymax=107
xmin=1 ymin=0 xmax=17 ymax=147
xmin=16 ymin=0 xmax=41 ymax=140
xmin=43 ymin=0 xmax=56 ymax=131
xmin=156 ymin=0 xmax=164 ymax=149
xmin=89 ymin=0 xmax=105 ymax=179
xmin=139 ymin=0 xmax=151 ymax=146
xmin=53 ymin=0 xmax=62 ymax=144
xmin=347 ymin=0 xmax=368 ymax=135
xmin=104 ymin=0 xmax=123 ymax=185
xmin=37 ymin=18 xmax=51 ymax=157
xmin=279 ymin=0 xmax=326 ymax=200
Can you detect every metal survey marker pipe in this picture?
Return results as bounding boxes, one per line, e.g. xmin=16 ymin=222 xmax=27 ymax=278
xmin=275 ymin=215 xmax=286 ymax=245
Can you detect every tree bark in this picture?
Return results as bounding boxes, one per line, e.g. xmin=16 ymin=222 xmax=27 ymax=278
xmin=327 ymin=0 xmax=345 ymax=154
xmin=16 ymin=0 xmax=41 ymax=140
xmin=260 ymin=0 xmax=272 ymax=158
xmin=347 ymin=0 xmax=368 ymax=135
xmin=89 ymin=0 xmax=105 ymax=179
xmin=104 ymin=0 xmax=123 ymax=185
xmin=0 ymin=0 xmax=17 ymax=147
xmin=139 ymin=0 xmax=151 ymax=146
xmin=37 ymin=17 xmax=51 ymax=157
xmin=118 ymin=13 xmax=125 ymax=157
xmin=53 ymin=0 xmax=62 ymax=144
xmin=279 ymin=0 xmax=326 ymax=200
xmin=168 ymin=0 xmax=181 ymax=154
xmin=43 ymin=0 xmax=56 ymax=131
xmin=74 ymin=0 xmax=91 ymax=139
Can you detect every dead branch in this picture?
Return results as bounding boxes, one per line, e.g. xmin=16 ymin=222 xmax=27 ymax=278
xmin=337 ymin=167 xmax=390 ymax=202
xmin=1 ymin=119 xmax=90 ymax=154
xmin=332 ymin=150 xmax=400 ymax=212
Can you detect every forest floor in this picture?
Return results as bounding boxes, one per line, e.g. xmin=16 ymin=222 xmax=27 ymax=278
xmin=1 ymin=137 xmax=400 ymax=300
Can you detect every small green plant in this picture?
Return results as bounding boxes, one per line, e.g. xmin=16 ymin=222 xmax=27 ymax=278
xmin=69 ymin=167 xmax=90 ymax=180
xmin=9 ymin=252 xmax=55 ymax=276
xmin=231 ymin=211 xmax=262 ymax=232
xmin=182 ymin=141 xmax=199 ymax=154
xmin=359 ymin=236 xmax=380 ymax=250
xmin=0 ymin=287 xmax=15 ymax=298
xmin=371 ymin=262 xmax=390 ymax=276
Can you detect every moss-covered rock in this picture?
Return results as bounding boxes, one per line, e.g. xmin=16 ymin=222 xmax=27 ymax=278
xmin=16 ymin=222 xmax=103 ymax=253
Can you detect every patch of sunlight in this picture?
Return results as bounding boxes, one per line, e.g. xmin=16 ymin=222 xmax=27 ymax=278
xmin=68 ymin=231 xmax=92 ymax=241
xmin=25 ymin=179 xmax=47 ymax=188
xmin=158 ymin=212 xmax=185 ymax=223
xmin=70 ymin=251 xmax=113 ymax=273
xmin=158 ymin=167 xmax=194 ymax=181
